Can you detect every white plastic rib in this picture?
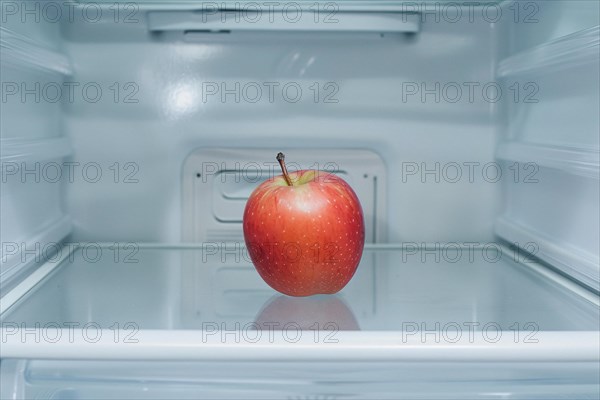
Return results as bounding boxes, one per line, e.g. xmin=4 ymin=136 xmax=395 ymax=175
xmin=0 ymin=137 xmax=74 ymax=164
xmin=496 ymin=142 xmax=600 ymax=179
xmin=0 ymin=27 xmax=72 ymax=75
xmin=497 ymin=26 xmax=600 ymax=77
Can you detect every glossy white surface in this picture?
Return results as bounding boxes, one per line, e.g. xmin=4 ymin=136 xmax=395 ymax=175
xmin=495 ymin=1 xmax=600 ymax=290
xmin=0 ymin=22 xmax=72 ymax=291
xmin=1 ymin=1 xmax=599 ymax=397
xmin=61 ymin=8 xmax=499 ymax=243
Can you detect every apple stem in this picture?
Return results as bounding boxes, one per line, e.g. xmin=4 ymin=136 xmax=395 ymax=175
xmin=276 ymin=152 xmax=294 ymax=186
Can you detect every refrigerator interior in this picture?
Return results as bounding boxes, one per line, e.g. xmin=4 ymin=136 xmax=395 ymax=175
xmin=1 ymin=0 xmax=599 ymax=398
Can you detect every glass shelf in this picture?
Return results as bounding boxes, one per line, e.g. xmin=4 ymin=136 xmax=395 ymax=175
xmin=2 ymin=244 xmax=598 ymax=332
xmin=1 ymin=244 xmax=598 ymax=398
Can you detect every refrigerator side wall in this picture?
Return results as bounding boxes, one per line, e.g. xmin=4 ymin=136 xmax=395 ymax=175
xmin=0 ymin=15 xmax=72 ymax=292
xmin=495 ymin=0 xmax=600 ymax=290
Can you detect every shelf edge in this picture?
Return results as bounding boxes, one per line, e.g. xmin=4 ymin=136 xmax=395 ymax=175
xmin=496 ymin=142 xmax=600 ymax=179
xmin=0 ymin=237 xmax=75 ymax=315
xmin=0 ymin=137 xmax=73 ymax=164
xmin=495 ymin=217 xmax=600 ymax=293
xmin=497 ymin=25 xmax=600 ymax=78
xmin=0 ymin=27 xmax=72 ymax=76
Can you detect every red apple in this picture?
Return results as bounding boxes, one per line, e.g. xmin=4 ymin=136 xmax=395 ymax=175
xmin=243 ymin=152 xmax=365 ymax=297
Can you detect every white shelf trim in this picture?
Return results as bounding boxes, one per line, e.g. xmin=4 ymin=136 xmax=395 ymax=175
xmin=0 ymin=330 xmax=598 ymax=361
xmin=148 ymin=10 xmax=420 ymax=33
xmin=497 ymin=25 xmax=600 ymax=78
xmin=0 ymin=27 xmax=72 ymax=76
xmin=496 ymin=142 xmax=600 ymax=179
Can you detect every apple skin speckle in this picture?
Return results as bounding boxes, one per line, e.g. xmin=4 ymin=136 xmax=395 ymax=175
xmin=243 ymin=169 xmax=365 ymax=297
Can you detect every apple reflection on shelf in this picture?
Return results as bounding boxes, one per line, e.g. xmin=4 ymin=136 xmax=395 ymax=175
xmin=254 ymin=294 xmax=361 ymax=331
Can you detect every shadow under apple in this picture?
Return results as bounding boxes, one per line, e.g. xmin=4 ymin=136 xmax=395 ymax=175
xmin=254 ymin=294 xmax=361 ymax=331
